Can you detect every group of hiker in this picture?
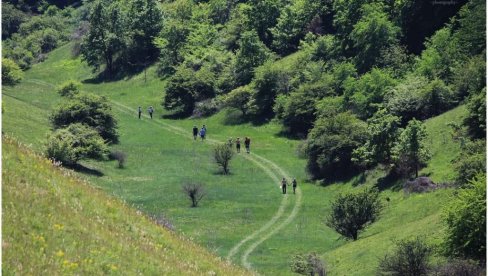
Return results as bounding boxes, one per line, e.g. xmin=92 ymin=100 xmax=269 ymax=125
xmin=138 ymin=106 xmax=154 ymax=119
xmin=136 ymin=107 xmax=296 ymax=195
xmin=192 ymin=125 xmax=207 ymax=140
xmin=228 ymin=137 xmax=251 ymax=154
xmin=281 ymin=178 xmax=298 ymax=194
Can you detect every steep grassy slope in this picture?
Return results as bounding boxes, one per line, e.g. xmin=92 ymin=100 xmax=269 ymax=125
xmin=2 ymin=137 xmax=250 ymax=275
xmin=2 ymin=43 xmax=464 ymax=275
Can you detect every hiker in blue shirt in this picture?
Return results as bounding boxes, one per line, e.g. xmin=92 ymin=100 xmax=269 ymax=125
xmin=200 ymin=127 xmax=206 ymax=140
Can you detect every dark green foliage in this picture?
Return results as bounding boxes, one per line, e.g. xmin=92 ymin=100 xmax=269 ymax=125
xmin=305 ymin=112 xmax=367 ymax=180
xmin=245 ymin=0 xmax=281 ymax=46
xmin=378 ymin=237 xmax=432 ymax=276
xmin=315 ymin=96 xmax=344 ymax=119
xmin=344 ymin=68 xmax=397 ymax=119
xmin=290 ymin=252 xmax=326 ymax=276
xmin=56 ymin=80 xmax=81 ymax=98
xmin=163 ymin=66 xmax=215 ymax=115
xmin=453 ymin=139 xmax=486 ymax=185
xmin=50 ymin=93 xmax=119 ymax=143
xmin=155 ymin=22 xmax=190 ymax=76
xmin=310 ymin=34 xmax=341 ymax=62
xmin=452 ymin=0 xmax=486 ymax=56
xmin=350 ymin=3 xmax=400 ymax=72
xmin=235 ymin=31 xmax=271 ymax=86
xmin=2 ymin=3 xmax=27 ymax=39
xmin=46 ymin=123 xmax=108 ymax=166
xmin=353 ymin=109 xmax=401 ymax=167
xmin=431 ymin=259 xmax=485 ymax=276
xmin=392 ymin=119 xmax=431 ymax=178
xmin=443 ymin=174 xmax=486 ymax=261
xmin=378 ymin=44 xmax=413 ymax=78
xmin=2 ymin=58 xmax=23 ymax=86
xmin=326 ymin=187 xmax=382 ymax=240
xmin=452 ymin=55 xmax=486 ymax=100
xmin=214 ymin=143 xmax=234 ymax=174
xmin=464 ymin=88 xmax=486 ymax=139
xmin=275 ymin=89 xmax=317 ymax=135
xmin=220 ymin=86 xmax=253 ymax=116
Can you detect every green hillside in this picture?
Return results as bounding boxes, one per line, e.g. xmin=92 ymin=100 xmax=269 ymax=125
xmin=2 ymin=44 xmax=471 ymax=275
xmin=2 ymin=136 xmax=250 ymax=275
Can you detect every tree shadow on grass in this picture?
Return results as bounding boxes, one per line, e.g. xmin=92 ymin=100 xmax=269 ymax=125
xmin=82 ymin=60 xmax=157 ymax=84
xmin=274 ymin=129 xmax=306 ymax=140
xmin=375 ymin=170 xmax=404 ymax=192
xmin=67 ymin=163 xmax=104 ymax=177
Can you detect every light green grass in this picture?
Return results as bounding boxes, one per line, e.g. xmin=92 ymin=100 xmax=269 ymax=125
xmin=2 ymin=43 xmax=464 ymax=275
xmin=2 ymin=137 xmax=250 ymax=275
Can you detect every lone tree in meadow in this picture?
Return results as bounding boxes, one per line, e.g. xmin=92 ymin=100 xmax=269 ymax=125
xmin=326 ymin=187 xmax=382 ymax=240
xmin=392 ymin=119 xmax=431 ymax=178
xmin=182 ymin=183 xmax=206 ymax=208
xmin=214 ymin=143 xmax=234 ymax=174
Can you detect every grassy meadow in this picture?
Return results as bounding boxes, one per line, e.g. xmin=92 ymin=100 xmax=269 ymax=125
xmin=2 ymin=43 xmax=464 ymax=275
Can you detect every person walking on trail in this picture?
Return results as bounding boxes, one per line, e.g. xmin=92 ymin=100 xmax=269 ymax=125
xmin=192 ymin=125 xmax=198 ymax=140
xmin=281 ymin=177 xmax=287 ymax=194
xmin=244 ymin=137 xmax=251 ymax=154
xmin=200 ymin=127 xmax=206 ymax=140
xmin=236 ymin=137 xmax=241 ymax=153
xmin=292 ymin=178 xmax=297 ymax=194
xmin=148 ymin=106 xmax=154 ymax=119
xmin=138 ymin=106 xmax=142 ymax=119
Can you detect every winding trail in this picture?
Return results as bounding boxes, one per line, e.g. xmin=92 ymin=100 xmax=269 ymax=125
xmin=19 ymin=78 xmax=304 ymax=271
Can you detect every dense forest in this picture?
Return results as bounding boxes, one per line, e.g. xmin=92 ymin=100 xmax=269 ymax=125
xmin=2 ymin=0 xmax=486 ymax=272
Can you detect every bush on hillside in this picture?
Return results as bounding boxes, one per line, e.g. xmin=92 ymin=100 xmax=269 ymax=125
xmin=57 ymin=80 xmax=81 ymax=97
xmin=2 ymin=58 xmax=23 ymax=86
xmin=464 ymin=88 xmax=486 ymax=139
xmin=305 ymin=112 xmax=367 ymax=180
xmin=193 ymin=99 xmax=219 ymax=118
xmin=219 ymin=86 xmax=253 ymax=116
xmin=452 ymin=139 xmax=486 ymax=186
xmin=50 ymin=93 xmax=119 ymax=143
xmin=214 ymin=143 xmax=233 ymax=174
xmin=443 ymin=174 xmax=486 ymax=261
xmin=326 ymin=187 xmax=382 ymax=240
xmin=290 ymin=252 xmax=326 ymax=276
xmin=46 ymin=123 xmax=108 ymax=166
xmin=182 ymin=183 xmax=206 ymax=208
xmin=452 ymin=55 xmax=485 ymax=100
xmin=431 ymin=259 xmax=485 ymax=276
xmin=378 ymin=237 xmax=432 ymax=276
xmin=109 ymin=150 xmax=127 ymax=169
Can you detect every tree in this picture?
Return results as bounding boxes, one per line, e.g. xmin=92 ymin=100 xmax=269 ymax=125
xmin=344 ymin=68 xmax=397 ymax=120
xmin=464 ymin=88 xmax=486 ymax=139
xmin=290 ymin=252 xmax=326 ymax=276
xmin=443 ymin=174 xmax=486 ymax=261
xmin=453 ymin=139 xmax=486 ymax=186
xmin=452 ymin=0 xmax=486 ymax=56
xmin=353 ymin=109 xmax=401 ymax=166
xmin=2 ymin=3 xmax=27 ymax=39
xmin=220 ymin=86 xmax=253 ymax=116
xmin=182 ymin=183 xmax=206 ymax=207
xmin=46 ymin=123 xmax=108 ymax=166
xmin=378 ymin=237 xmax=432 ymax=276
xmin=386 ymin=75 xmax=428 ymax=124
xmin=326 ymin=187 xmax=382 ymax=240
xmin=305 ymin=112 xmax=367 ymax=180
xmin=2 ymin=58 xmax=23 ymax=86
xmin=452 ymin=55 xmax=485 ymax=100
xmin=155 ymin=21 xmax=190 ymax=76
xmin=50 ymin=93 xmax=119 ymax=143
xmin=214 ymin=143 xmax=234 ymax=174
xmin=234 ymin=30 xmax=271 ymax=86
xmin=245 ymin=0 xmax=281 ymax=46
xmin=80 ymin=0 xmax=128 ymax=74
xmin=392 ymin=119 xmax=430 ymax=178
xmin=350 ymin=3 xmax=400 ymax=72
xmin=56 ymin=80 xmax=81 ymax=98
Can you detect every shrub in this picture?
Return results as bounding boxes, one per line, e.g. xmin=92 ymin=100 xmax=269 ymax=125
xmin=453 ymin=139 xmax=486 ymax=186
xmin=182 ymin=183 xmax=206 ymax=207
xmin=45 ymin=123 xmax=108 ymax=166
xmin=109 ymin=150 xmax=127 ymax=168
xmin=452 ymin=55 xmax=485 ymax=100
xmin=192 ymin=99 xmax=219 ymax=118
xmin=305 ymin=112 xmax=367 ymax=180
xmin=464 ymin=88 xmax=486 ymax=139
xmin=290 ymin=252 xmax=326 ymax=276
xmin=326 ymin=187 xmax=382 ymax=240
xmin=443 ymin=174 xmax=486 ymax=261
xmin=50 ymin=93 xmax=118 ymax=143
xmin=220 ymin=86 xmax=253 ymax=116
xmin=431 ymin=259 xmax=485 ymax=276
xmin=214 ymin=143 xmax=233 ymax=174
xmin=378 ymin=237 xmax=432 ymax=276
xmin=2 ymin=58 xmax=23 ymax=86
xmin=57 ymin=80 xmax=81 ymax=97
